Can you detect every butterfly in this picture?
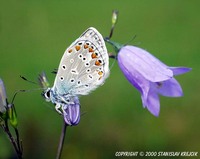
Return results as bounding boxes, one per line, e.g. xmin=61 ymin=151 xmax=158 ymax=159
xmin=40 ymin=27 xmax=109 ymax=116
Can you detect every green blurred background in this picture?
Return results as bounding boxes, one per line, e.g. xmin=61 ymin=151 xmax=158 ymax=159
xmin=0 ymin=0 xmax=199 ymax=158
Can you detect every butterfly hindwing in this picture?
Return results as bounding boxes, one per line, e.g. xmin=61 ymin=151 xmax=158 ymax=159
xmin=53 ymin=27 xmax=109 ymax=96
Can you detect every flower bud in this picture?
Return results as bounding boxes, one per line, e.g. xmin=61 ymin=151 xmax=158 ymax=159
xmin=63 ymin=96 xmax=80 ymax=126
xmin=0 ymin=79 xmax=7 ymax=114
xmin=8 ymin=104 xmax=18 ymax=128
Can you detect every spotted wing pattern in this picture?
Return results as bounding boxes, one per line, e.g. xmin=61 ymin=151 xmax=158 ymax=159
xmin=52 ymin=27 xmax=109 ymax=96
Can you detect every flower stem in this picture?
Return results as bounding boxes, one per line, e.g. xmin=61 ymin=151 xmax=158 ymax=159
xmin=108 ymin=10 xmax=118 ymax=39
xmin=56 ymin=120 xmax=67 ymax=159
xmin=15 ymin=128 xmax=23 ymax=158
xmin=4 ymin=122 xmax=22 ymax=159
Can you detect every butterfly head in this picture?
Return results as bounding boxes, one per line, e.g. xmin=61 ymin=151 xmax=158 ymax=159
xmin=42 ymin=88 xmax=51 ymax=102
xmin=38 ymin=72 xmax=52 ymax=102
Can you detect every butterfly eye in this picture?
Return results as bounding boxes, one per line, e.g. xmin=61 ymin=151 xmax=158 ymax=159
xmin=46 ymin=90 xmax=50 ymax=98
xmin=43 ymin=89 xmax=51 ymax=102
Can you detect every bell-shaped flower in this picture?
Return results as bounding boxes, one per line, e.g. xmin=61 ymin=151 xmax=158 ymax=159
xmin=0 ymin=79 xmax=7 ymax=114
xmin=117 ymin=45 xmax=191 ymax=116
xmin=105 ymin=38 xmax=191 ymax=116
xmin=62 ymin=96 xmax=80 ymax=126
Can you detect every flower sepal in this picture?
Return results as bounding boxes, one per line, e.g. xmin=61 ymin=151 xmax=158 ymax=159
xmin=104 ymin=38 xmax=124 ymax=53
xmin=8 ymin=104 xmax=18 ymax=128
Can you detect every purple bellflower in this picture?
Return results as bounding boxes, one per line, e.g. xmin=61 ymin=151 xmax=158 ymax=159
xmin=105 ymin=39 xmax=191 ymax=116
xmin=0 ymin=79 xmax=7 ymax=114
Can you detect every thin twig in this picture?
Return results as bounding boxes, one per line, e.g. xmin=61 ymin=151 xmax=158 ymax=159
xmin=56 ymin=120 xmax=67 ymax=159
xmin=108 ymin=26 xmax=114 ymax=39
xmin=15 ymin=128 xmax=23 ymax=158
xmin=4 ymin=122 xmax=22 ymax=159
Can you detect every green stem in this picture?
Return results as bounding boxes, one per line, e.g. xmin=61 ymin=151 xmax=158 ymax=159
xmin=4 ymin=122 xmax=22 ymax=159
xmin=56 ymin=120 xmax=67 ymax=159
xmin=15 ymin=128 xmax=23 ymax=158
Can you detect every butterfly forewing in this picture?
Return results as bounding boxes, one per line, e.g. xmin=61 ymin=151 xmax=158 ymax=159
xmin=53 ymin=27 xmax=109 ymax=96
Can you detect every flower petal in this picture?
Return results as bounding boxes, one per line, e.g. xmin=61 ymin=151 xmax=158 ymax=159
xmin=169 ymin=67 xmax=192 ymax=76
xmin=119 ymin=46 xmax=173 ymax=82
xmin=0 ymin=79 xmax=7 ymax=113
xmin=145 ymin=87 xmax=160 ymax=117
xmin=118 ymin=53 xmax=150 ymax=100
xmin=156 ymin=78 xmax=183 ymax=97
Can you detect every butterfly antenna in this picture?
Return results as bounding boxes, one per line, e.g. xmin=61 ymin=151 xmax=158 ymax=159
xmin=11 ymin=90 xmax=26 ymax=104
xmin=20 ymin=75 xmax=38 ymax=85
xmin=11 ymin=88 xmax=44 ymax=104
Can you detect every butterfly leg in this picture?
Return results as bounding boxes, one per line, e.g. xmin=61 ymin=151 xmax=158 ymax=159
xmin=55 ymin=103 xmax=62 ymax=114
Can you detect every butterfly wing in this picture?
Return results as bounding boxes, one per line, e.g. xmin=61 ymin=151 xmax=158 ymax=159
xmin=52 ymin=27 xmax=109 ymax=96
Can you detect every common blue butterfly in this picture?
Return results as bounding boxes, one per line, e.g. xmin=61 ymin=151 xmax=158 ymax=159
xmin=40 ymin=27 xmax=109 ymax=117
